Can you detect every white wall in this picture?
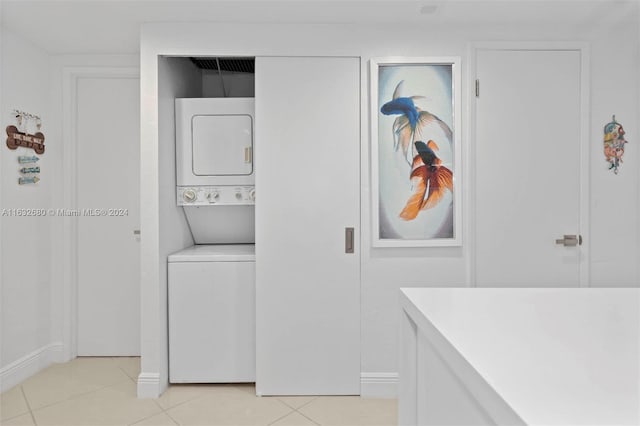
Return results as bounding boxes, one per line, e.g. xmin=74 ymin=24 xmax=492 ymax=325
xmin=138 ymin=56 xmax=197 ymax=397
xmin=202 ymin=71 xmax=254 ymax=97
xmin=0 ymin=45 xmax=141 ymax=390
xmin=0 ymin=26 xmax=59 ymax=391
xmin=362 ymin=19 xmax=640 ymax=386
xmin=141 ymin=10 xmax=639 ymax=398
xmin=589 ymin=22 xmax=639 ymax=286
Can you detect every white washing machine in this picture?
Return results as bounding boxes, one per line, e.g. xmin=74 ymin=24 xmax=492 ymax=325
xmin=168 ymin=244 xmax=255 ymax=383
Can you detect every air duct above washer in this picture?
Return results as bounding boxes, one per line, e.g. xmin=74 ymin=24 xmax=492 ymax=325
xmin=189 ymin=57 xmax=255 ymax=73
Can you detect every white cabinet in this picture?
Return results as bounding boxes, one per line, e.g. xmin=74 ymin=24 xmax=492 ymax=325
xmin=255 ymin=57 xmax=360 ymax=395
xmin=399 ymin=288 xmax=640 ymax=425
xmin=168 ymin=246 xmax=255 ymax=383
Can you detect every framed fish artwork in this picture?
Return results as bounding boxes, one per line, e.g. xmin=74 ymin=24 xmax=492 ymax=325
xmin=370 ymin=57 xmax=462 ymax=247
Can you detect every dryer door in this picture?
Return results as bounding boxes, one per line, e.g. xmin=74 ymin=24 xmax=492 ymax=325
xmin=176 ymin=98 xmax=255 ymax=187
xmin=192 ymin=114 xmax=253 ymax=176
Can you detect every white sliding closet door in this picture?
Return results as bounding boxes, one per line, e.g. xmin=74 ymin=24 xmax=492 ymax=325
xmin=255 ymin=56 xmax=360 ymax=395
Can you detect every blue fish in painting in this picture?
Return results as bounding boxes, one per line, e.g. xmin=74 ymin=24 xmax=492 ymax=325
xmin=399 ymin=140 xmax=453 ymax=221
xmin=380 ymin=81 xmax=453 ymax=165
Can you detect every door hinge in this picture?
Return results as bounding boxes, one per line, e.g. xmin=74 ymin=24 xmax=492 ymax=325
xmin=475 ymin=79 xmax=480 ymax=98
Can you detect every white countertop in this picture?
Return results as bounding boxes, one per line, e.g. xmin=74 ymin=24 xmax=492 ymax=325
xmin=168 ymin=244 xmax=255 ymax=262
xmin=400 ymin=288 xmax=640 ymax=425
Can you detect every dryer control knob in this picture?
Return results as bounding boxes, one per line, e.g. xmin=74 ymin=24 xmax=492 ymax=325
xmin=183 ymin=189 xmax=197 ymax=203
xmin=235 ymin=191 xmax=243 ymax=201
xmin=207 ymin=192 xmax=219 ymax=203
xmin=249 ymin=189 xmax=256 ymax=201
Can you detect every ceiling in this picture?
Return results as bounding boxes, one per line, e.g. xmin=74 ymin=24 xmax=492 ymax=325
xmin=1 ymin=0 xmax=638 ymax=54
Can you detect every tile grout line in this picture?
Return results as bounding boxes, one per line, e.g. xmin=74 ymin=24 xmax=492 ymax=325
xmin=275 ymin=396 xmax=318 ymax=411
xmin=154 ymin=384 xmax=290 ymax=425
xmin=162 ymin=408 xmax=180 ymax=426
xmin=152 ymin=390 xmax=210 ymax=412
xmin=112 ymin=357 xmax=141 ymax=382
xmin=155 ymin=383 xmax=255 ymax=412
xmin=24 ymin=376 xmax=134 ymax=413
xmin=118 ymin=365 xmax=137 ymax=381
xmin=127 ymin=400 xmax=179 ymax=426
xmin=266 ymin=400 xmax=297 ymax=426
xmin=153 ymin=395 xmax=185 ymax=426
xmin=272 ymin=397 xmax=321 ymax=426
xmin=19 ymin=385 xmax=38 ymax=426
xmin=292 ymin=407 xmax=322 ymax=426
xmin=293 ymin=397 xmax=318 ymax=410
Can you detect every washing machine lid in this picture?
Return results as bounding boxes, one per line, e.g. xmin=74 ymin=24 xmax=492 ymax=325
xmin=168 ymin=244 xmax=255 ymax=262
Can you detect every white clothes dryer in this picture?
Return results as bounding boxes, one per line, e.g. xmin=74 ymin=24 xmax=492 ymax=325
xmin=175 ymin=97 xmax=255 ymax=244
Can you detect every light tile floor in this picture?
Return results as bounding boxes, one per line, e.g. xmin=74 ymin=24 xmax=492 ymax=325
xmin=1 ymin=358 xmax=397 ymax=426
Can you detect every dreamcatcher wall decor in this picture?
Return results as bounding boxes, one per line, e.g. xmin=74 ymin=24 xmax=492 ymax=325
xmin=603 ymin=115 xmax=628 ymax=175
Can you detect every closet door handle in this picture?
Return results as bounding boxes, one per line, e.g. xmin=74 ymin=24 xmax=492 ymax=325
xmin=555 ymin=234 xmax=582 ymax=247
xmin=345 ymin=227 xmax=354 ymax=254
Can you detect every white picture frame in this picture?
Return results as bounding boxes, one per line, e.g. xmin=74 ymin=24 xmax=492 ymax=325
xmin=370 ymin=57 xmax=462 ymax=247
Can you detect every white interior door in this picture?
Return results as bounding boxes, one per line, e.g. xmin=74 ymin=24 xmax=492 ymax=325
xmin=475 ymin=49 xmax=584 ymax=287
xmin=77 ymin=75 xmax=140 ymax=355
xmin=255 ymin=56 xmax=360 ymax=395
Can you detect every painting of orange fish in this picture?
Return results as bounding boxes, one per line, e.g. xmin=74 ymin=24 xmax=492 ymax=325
xmin=399 ymin=141 xmax=453 ymax=220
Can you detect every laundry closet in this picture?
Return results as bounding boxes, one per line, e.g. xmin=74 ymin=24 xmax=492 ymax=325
xmin=167 ymin=57 xmax=256 ymax=383
xmin=152 ymin=52 xmax=360 ymax=397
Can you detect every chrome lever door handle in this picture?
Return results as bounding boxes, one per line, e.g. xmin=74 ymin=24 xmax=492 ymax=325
xmin=555 ymin=235 xmax=582 ymax=247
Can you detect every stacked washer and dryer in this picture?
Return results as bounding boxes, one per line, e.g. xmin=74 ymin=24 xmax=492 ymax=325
xmin=168 ymin=98 xmax=256 ymax=383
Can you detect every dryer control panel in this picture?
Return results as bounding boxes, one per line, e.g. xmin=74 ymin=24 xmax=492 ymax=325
xmin=177 ymin=186 xmax=255 ymax=206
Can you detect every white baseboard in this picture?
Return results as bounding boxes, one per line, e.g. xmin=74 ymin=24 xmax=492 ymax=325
xmin=0 ymin=342 xmax=65 ymax=392
xmin=361 ymin=372 xmax=398 ymax=398
xmin=136 ymin=372 xmax=167 ymax=398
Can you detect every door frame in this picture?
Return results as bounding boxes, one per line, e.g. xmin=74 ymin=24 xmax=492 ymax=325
xmin=466 ymin=42 xmax=590 ymax=288
xmin=61 ymin=67 xmax=140 ymax=359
